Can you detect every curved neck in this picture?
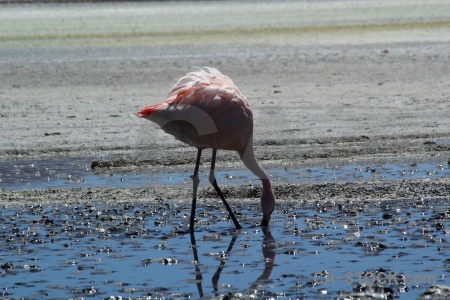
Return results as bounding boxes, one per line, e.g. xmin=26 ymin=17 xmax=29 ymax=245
xmin=239 ymin=136 xmax=268 ymax=180
xmin=239 ymin=136 xmax=276 ymax=225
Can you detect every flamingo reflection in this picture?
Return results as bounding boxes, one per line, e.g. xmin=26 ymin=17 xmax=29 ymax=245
xmin=189 ymin=227 xmax=276 ymax=297
xmin=250 ymin=227 xmax=277 ymax=287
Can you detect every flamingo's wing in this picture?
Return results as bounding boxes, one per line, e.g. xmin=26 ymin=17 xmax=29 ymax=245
xmin=137 ymin=67 xmax=250 ymax=117
xmin=136 ymin=68 xmax=253 ymax=151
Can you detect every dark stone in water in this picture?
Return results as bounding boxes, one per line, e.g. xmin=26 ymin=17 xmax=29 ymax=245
xmin=1 ymin=262 xmax=14 ymax=270
xmin=382 ymin=213 xmax=394 ymax=219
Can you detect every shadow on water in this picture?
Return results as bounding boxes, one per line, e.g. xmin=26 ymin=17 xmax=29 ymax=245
xmin=0 ymin=199 xmax=449 ymax=299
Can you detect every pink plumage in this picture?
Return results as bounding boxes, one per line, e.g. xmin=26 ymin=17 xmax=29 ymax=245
xmin=136 ymin=68 xmax=252 ymax=153
xmin=136 ymin=67 xmax=275 ymax=231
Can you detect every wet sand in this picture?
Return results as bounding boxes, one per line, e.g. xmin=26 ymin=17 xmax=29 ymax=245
xmin=1 ymin=0 xmax=450 ymax=204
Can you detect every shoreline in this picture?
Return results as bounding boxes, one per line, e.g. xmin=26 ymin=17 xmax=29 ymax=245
xmin=2 ymin=177 xmax=450 ymax=206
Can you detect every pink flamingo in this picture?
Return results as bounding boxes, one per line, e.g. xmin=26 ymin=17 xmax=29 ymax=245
xmin=136 ymin=67 xmax=275 ymax=231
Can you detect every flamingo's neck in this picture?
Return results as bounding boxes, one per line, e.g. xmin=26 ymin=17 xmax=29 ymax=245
xmin=239 ymin=136 xmax=268 ymax=180
xmin=261 ymin=178 xmax=275 ymax=222
xmin=239 ymin=136 xmax=276 ymax=224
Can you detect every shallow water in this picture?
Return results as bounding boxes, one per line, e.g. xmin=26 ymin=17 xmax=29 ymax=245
xmin=0 ymin=156 xmax=449 ymax=190
xmin=1 ymin=156 xmax=449 ymax=299
xmin=0 ymin=198 xmax=449 ymax=299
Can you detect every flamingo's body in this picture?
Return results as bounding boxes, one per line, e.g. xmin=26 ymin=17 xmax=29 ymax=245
xmin=136 ymin=68 xmax=275 ymax=231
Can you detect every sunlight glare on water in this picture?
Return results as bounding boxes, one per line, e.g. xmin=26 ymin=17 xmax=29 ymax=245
xmin=0 ymin=199 xmax=448 ymax=299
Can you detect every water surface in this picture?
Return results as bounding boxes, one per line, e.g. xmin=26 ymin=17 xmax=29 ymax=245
xmin=0 ymin=198 xmax=448 ymax=299
xmin=1 ymin=156 xmax=448 ymax=190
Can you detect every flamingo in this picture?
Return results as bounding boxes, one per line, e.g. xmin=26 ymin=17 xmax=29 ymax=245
xmin=136 ymin=67 xmax=275 ymax=231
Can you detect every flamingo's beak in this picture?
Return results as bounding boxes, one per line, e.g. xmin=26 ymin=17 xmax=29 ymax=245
xmin=261 ymin=214 xmax=271 ymax=227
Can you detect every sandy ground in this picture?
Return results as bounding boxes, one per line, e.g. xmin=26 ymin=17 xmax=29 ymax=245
xmin=1 ymin=0 xmax=450 ymax=204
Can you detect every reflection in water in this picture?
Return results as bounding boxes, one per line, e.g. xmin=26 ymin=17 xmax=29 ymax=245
xmin=211 ymin=233 xmax=238 ymax=296
xmin=189 ymin=228 xmax=277 ymax=297
xmin=253 ymin=227 xmax=277 ymax=285
xmin=0 ymin=200 xmax=448 ymax=298
xmin=189 ymin=231 xmax=204 ymax=297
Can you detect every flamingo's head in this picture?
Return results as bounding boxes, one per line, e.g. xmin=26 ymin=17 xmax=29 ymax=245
xmin=260 ymin=179 xmax=275 ymax=226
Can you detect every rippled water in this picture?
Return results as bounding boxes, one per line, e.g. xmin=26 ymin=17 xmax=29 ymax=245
xmin=0 ymin=198 xmax=449 ymax=299
xmin=1 ymin=156 xmax=449 ymax=190
xmin=1 ymin=156 xmax=449 ymax=299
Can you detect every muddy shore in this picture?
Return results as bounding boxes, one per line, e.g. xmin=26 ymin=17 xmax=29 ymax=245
xmin=1 ymin=0 xmax=449 ymax=204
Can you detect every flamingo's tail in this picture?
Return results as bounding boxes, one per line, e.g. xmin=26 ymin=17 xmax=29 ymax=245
xmin=135 ymin=103 xmax=165 ymax=118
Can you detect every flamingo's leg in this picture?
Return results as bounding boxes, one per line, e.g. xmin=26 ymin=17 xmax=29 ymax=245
xmin=209 ymin=148 xmax=242 ymax=230
xmin=190 ymin=149 xmax=202 ymax=232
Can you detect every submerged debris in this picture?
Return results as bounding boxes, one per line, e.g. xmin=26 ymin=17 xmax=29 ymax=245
xmin=419 ymin=285 xmax=450 ymax=299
